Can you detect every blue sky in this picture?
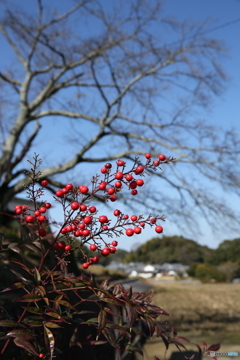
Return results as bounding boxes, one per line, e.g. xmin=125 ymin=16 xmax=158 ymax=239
xmin=1 ymin=0 xmax=240 ymax=252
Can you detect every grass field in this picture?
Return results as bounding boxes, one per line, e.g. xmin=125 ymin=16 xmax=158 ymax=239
xmin=143 ymin=282 xmax=240 ymax=360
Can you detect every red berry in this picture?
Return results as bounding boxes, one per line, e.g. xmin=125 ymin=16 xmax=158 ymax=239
xmin=45 ymin=202 xmax=51 ymax=209
xmin=83 ymin=216 xmax=92 ymax=225
xmin=99 ymin=215 xmax=108 ymax=223
xmin=39 ymin=206 xmax=46 ymax=213
xmin=129 ymin=181 xmax=137 ymax=189
xmin=101 ymin=248 xmax=110 ymax=256
xmin=155 ymin=226 xmax=163 ymax=233
xmin=93 ymin=256 xmax=100 ymax=263
xmin=64 ymin=244 xmax=72 ymax=251
xmin=102 ymin=225 xmax=108 ymax=230
xmin=90 ymin=244 xmax=97 ymax=251
xmin=34 ymin=210 xmax=40 ymax=216
xmin=82 ymin=262 xmax=89 ymax=269
xmin=14 ymin=205 xmax=22 ymax=210
xmin=39 ymin=354 xmax=44 ymax=359
xmin=159 ymin=154 xmax=166 ymax=161
xmin=150 ymin=218 xmax=157 ymax=224
xmin=135 ymin=165 xmax=144 ymax=174
xmin=131 ymin=189 xmax=138 ymax=195
xmin=136 ymin=179 xmax=144 ymax=186
xmin=112 ymin=240 xmax=118 ymax=246
xmin=83 ymin=229 xmax=90 ymax=236
xmin=101 ymin=167 xmax=108 ymax=174
xmin=109 ymin=196 xmax=117 ymax=202
xmin=140 ymin=222 xmax=145 ymax=227
xmin=117 ymin=160 xmax=126 ymax=166
xmin=99 ymin=181 xmax=107 ymax=190
xmin=22 ymin=205 xmax=29 ymax=212
xmin=113 ymin=209 xmax=121 ymax=216
xmin=55 ymin=190 xmax=63 ymax=197
xmin=107 ymin=188 xmax=115 ymax=195
xmin=71 ymin=224 xmax=77 ymax=231
xmin=58 ymin=241 xmax=66 ymax=248
xmin=78 ymin=223 xmax=85 ymax=229
xmin=126 ymin=228 xmax=134 ymax=236
xmin=105 ymin=162 xmax=112 ymax=169
xmin=41 ymin=180 xmax=48 ymax=187
xmin=74 ymin=230 xmax=81 ymax=237
xmin=134 ymin=226 xmax=142 ymax=234
xmin=123 ymin=214 xmax=129 ymax=220
xmin=110 ymin=246 xmax=116 ymax=253
xmin=66 ymin=226 xmax=72 ymax=232
xmin=153 ymin=160 xmax=160 ymax=166
xmin=62 ymin=188 xmax=69 ymax=194
xmin=26 ymin=215 xmax=35 ymax=223
xmin=38 ymin=228 xmax=47 ymax=237
xmin=37 ymin=215 xmax=46 ymax=222
xmin=80 ymin=204 xmax=87 ymax=211
xmin=125 ymin=174 xmax=133 ymax=182
xmin=66 ymin=184 xmax=73 ymax=191
xmin=89 ymin=206 xmax=97 ymax=213
xmin=115 ymin=172 xmax=124 ymax=180
xmin=15 ymin=208 xmax=22 ymax=214
xmin=53 ymin=243 xmax=60 ymax=250
xmin=71 ymin=202 xmax=79 ymax=210
xmin=131 ymin=215 xmax=138 ymax=221
xmin=79 ymin=185 xmax=89 ymax=194
xmin=114 ymin=181 xmax=122 ymax=188
xmin=145 ymin=153 xmax=151 ymax=159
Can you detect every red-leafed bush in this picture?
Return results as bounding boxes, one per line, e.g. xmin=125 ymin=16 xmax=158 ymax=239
xmin=0 ymin=154 xmax=219 ymax=359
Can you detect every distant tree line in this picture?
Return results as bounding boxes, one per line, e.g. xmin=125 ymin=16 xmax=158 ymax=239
xmin=122 ymin=236 xmax=240 ymax=282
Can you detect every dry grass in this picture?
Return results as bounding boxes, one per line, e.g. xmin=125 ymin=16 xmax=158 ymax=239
xmin=152 ymin=282 xmax=240 ymax=331
xmin=142 ymin=282 xmax=240 ymax=360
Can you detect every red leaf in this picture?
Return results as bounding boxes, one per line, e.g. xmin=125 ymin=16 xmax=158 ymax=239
xmin=13 ymin=338 xmax=38 ymax=356
xmin=18 ymin=294 xmax=42 ymax=302
xmin=207 ymin=344 xmax=221 ymax=352
xmin=0 ymin=320 xmax=19 ymax=327
xmin=98 ymin=309 xmax=107 ymax=335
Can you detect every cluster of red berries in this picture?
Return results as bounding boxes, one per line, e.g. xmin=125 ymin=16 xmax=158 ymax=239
xmin=14 ymin=202 xmax=51 ymax=238
xmin=15 ymin=154 xmax=168 ymax=268
xmin=53 ymin=241 xmax=72 ymax=251
xmin=82 ymin=240 xmax=119 ymax=269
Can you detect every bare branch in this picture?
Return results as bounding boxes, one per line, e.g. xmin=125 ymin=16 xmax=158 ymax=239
xmin=0 ymin=23 xmax=26 ymax=67
xmin=32 ymin=110 xmax=99 ymax=124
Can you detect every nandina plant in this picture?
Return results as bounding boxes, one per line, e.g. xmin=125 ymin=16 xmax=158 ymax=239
xmin=0 ymin=154 xmax=220 ymax=360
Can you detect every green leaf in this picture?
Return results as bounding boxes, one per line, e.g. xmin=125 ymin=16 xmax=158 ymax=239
xmin=98 ymin=309 xmax=107 ymax=335
xmin=125 ymin=344 xmax=143 ymax=355
xmin=44 ymin=326 xmax=55 ymax=359
xmin=7 ymin=329 xmax=34 ymax=339
xmin=24 ymin=244 xmax=41 ymax=255
xmin=8 ymin=242 xmax=23 ymax=257
xmin=100 ymin=297 xmax=123 ymax=306
xmin=33 ymin=268 xmax=41 ymax=284
xmin=18 ymin=294 xmax=42 ymax=302
xmin=45 ymin=311 xmax=61 ymax=319
xmin=23 ymin=307 xmax=44 ymax=315
xmin=102 ymin=328 xmax=117 ymax=348
xmin=23 ymin=320 xmax=42 ymax=327
xmin=13 ymin=338 xmax=39 ymax=356
xmin=55 ymin=300 xmax=75 ymax=310
xmin=44 ymin=322 xmax=62 ymax=328
xmin=1 ymin=282 xmax=27 ymax=292
xmin=0 ymin=320 xmax=19 ymax=327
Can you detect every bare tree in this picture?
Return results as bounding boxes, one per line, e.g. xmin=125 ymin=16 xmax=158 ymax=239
xmin=0 ymin=0 xmax=239 ymax=234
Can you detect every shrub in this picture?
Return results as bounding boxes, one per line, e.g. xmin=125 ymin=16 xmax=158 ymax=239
xmin=0 ymin=154 xmax=219 ymax=359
